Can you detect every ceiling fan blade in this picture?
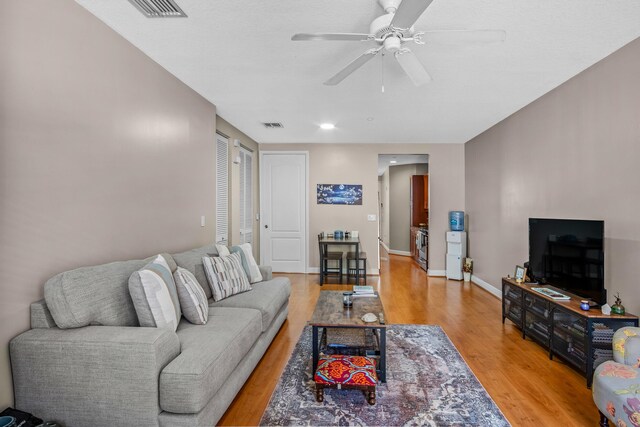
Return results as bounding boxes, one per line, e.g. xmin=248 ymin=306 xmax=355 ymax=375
xmin=292 ymin=33 xmax=372 ymax=42
xmin=421 ymin=29 xmax=506 ymax=44
xmin=324 ymin=46 xmax=382 ymax=86
xmin=324 ymin=47 xmax=383 ymax=86
xmin=394 ymin=48 xmax=431 ymax=86
xmin=390 ymin=0 xmax=434 ymax=30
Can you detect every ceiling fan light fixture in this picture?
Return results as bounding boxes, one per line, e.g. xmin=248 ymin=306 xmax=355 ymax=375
xmin=383 ymin=36 xmax=402 ymax=52
xmin=320 ymin=123 xmax=335 ymax=130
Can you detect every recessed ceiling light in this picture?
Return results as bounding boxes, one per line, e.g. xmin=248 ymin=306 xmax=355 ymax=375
xmin=390 ymin=160 xmax=397 ymax=164
xmin=366 ymin=117 xmax=374 ymax=121
xmin=320 ymin=123 xmax=335 ymax=130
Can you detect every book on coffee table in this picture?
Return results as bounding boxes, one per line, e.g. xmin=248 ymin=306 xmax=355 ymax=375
xmin=531 ymin=287 xmax=571 ymax=300
xmin=353 ymin=285 xmax=375 ymax=295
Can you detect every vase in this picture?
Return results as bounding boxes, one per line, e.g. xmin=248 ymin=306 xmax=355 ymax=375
xmin=463 ymin=272 xmax=471 ymax=282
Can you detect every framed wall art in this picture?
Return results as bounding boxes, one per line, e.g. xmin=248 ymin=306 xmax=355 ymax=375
xmin=317 ymin=184 xmax=363 ymax=205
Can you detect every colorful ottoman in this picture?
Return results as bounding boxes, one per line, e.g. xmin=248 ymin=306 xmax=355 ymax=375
xmin=314 ymin=355 xmax=378 ymax=405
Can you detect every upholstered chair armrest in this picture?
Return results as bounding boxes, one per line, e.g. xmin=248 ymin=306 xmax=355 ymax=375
xmin=259 ymin=265 xmax=273 ymax=281
xmin=10 ymin=326 xmax=180 ymax=426
xmin=612 ymin=327 xmax=640 ymax=367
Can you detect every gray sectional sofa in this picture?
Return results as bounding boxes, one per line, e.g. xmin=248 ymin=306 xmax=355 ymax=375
xmin=10 ymin=244 xmax=291 ymax=427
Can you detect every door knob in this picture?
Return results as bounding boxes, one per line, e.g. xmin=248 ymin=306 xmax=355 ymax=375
xmin=264 ymin=225 xmax=269 ymax=229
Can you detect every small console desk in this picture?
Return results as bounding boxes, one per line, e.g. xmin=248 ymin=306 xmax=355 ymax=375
xmin=502 ymin=278 xmax=638 ymax=387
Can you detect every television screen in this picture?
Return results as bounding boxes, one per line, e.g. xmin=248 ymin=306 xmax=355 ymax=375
xmin=529 ymin=218 xmax=605 ymax=305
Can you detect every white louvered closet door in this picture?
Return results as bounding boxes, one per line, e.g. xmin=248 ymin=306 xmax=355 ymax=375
xmin=239 ymin=147 xmax=253 ymax=245
xmin=215 ymin=134 xmax=229 ymax=244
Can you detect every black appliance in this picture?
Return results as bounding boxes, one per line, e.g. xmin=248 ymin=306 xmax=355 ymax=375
xmin=417 ymin=229 xmax=427 ymax=271
xmin=529 ymin=218 xmax=605 ymax=305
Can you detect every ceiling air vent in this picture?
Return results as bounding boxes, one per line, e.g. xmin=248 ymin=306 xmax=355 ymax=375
xmin=128 ymin=0 xmax=187 ymax=18
xmin=262 ymin=123 xmax=284 ymax=129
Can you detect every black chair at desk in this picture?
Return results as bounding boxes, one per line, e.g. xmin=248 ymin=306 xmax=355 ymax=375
xmin=318 ymin=233 xmax=343 ymax=285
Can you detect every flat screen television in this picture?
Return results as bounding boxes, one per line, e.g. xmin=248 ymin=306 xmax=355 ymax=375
xmin=529 ymin=218 xmax=605 ymax=305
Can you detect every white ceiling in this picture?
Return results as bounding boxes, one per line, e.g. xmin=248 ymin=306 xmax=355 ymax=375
xmin=378 ymin=154 xmax=428 ymax=175
xmin=76 ymin=0 xmax=640 ymax=144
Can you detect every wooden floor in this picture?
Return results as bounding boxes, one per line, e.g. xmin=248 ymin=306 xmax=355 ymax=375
xmin=219 ymin=254 xmax=599 ymax=426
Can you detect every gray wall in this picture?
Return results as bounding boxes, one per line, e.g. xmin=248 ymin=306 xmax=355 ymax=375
xmin=465 ymin=37 xmax=640 ymax=315
xmin=260 ymin=143 xmax=465 ymax=274
xmin=0 ymin=0 xmax=217 ymax=407
xmin=389 ymin=164 xmax=417 ymax=253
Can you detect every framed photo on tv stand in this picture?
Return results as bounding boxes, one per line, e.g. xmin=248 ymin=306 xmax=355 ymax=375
xmin=514 ymin=265 xmax=527 ymax=283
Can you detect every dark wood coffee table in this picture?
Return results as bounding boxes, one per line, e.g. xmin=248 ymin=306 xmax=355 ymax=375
xmin=309 ymin=291 xmax=387 ymax=382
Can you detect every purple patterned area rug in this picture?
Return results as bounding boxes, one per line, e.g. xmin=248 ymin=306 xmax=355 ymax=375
xmin=260 ymin=325 xmax=511 ymax=426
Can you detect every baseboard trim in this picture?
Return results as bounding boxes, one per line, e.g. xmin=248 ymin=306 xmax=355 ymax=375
xmin=388 ymin=250 xmax=411 ymax=257
xmin=380 ymin=241 xmax=390 ymax=253
xmin=470 ymin=275 xmax=501 ymax=299
xmin=307 ymin=267 xmax=379 ymax=276
xmin=428 ymin=269 xmax=446 ymax=277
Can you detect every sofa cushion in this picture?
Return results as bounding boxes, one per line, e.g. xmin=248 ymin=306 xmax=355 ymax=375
xmin=171 ymin=245 xmax=218 ymax=300
xmin=202 ymin=253 xmax=252 ymax=302
xmin=45 ymin=259 xmax=147 ymax=329
xmin=208 ymin=277 xmax=290 ymax=332
xmin=173 ymin=267 xmax=208 ymax=325
xmin=129 ymin=255 xmax=181 ymax=331
xmin=44 ymin=253 xmax=178 ymax=329
xmin=159 ymin=307 xmax=262 ymax=414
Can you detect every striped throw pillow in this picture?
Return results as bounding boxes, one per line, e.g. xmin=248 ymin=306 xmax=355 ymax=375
xmin=173 ymin=267 xmax=208 ymax=325
xmin=202 ymin=252 xmax=252 ymax=302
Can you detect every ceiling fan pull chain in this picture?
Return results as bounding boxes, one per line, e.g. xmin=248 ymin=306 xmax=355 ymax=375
xmin=381 ymin=52 xmax=385 ymax=93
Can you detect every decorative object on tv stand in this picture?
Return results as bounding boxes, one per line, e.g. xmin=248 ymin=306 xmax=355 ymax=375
xmin=514 ymin=265 xmax=527 ymax=283
xmin=317 ymin=184 xmax=363 ymax=205
xmin=580 ymin=300 xmax=591 ymax=311
xmin=611 ymin=293 xmax=626 ymax=315
xmin=462 ymin=258 xmax=473 ymax=282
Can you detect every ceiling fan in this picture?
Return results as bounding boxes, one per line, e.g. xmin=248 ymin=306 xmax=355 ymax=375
xmin=292 ymin=0 xmax=505 ymax=86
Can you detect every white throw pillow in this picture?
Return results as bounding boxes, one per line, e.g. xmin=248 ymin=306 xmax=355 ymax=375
xmin=215 ymin=244 xmax=230 ymax=257
xmin=202 ymin=252 xmax=252 ymax=301
xmin=231 ymin=243 xmax=263 ymax=284
xmin=129 ymin=255 xmax=180 ymax=331
xmin=173 ymin=267 xmax=208 ymax=325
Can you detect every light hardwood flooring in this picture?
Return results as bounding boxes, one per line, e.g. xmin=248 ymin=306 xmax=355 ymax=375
xmin=219 ymin=254 xmax=599 ymax=426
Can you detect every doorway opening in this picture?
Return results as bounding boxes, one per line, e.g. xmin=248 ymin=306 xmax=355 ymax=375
xmin=377 ymin=154 xmax=429 ymax=272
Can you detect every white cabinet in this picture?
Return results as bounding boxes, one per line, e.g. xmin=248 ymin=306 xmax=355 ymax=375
xmin=446 ymin=231 xmax=466 ymax=280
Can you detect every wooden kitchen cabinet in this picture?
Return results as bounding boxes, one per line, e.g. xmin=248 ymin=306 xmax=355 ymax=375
xmin=411 ymin=175 xmax=428 ymax=227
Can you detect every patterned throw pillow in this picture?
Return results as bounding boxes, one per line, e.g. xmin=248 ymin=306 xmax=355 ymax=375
xmin=173 ymin=267 xmax=208 ymax=325
xmin=128 ymin=255 xmax=181 ymax=331
xmin=231 ymin=243 xmax=263 ymax=284
xmin=202 ymin=252 xmax=252 ymax=302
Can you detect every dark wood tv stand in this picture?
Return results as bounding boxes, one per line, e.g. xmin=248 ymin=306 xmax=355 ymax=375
xmin=502 ymin=278 xmax=638 ymax=387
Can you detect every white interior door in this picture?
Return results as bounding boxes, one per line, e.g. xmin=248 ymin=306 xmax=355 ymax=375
xmin=260 ymin=153 xmax=307 ymax=273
